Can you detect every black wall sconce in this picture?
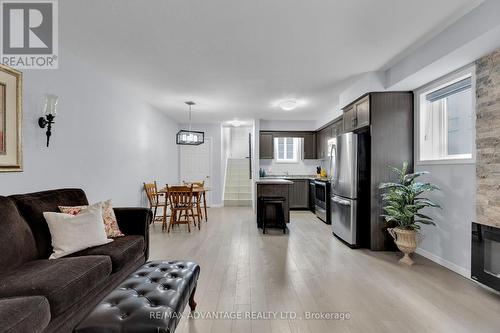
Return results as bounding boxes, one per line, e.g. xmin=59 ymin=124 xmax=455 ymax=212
xmin=38 ymin=94 xmax=58 ymax=147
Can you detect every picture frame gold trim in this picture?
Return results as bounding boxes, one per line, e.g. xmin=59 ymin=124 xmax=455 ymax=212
xmin=0 ymin=63 xmax=23 ymax=172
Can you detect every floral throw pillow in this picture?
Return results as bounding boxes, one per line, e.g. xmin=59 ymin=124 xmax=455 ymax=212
xmin=59 ymin=200 xmax=124 ymax=238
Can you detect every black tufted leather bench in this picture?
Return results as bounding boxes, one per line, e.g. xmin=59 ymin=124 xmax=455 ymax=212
xmin=75 ymin=260 xmax=200 ymax=333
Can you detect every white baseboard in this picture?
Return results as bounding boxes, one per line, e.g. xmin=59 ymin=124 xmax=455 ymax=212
xmin=415 ymin=247 xmax=471 ymax=279
xmin=210 ymin=203 xmax=224 ymax=208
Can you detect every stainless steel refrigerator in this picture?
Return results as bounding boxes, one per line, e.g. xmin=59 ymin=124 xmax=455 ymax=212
xmin=330 ymin=132 xmax=369 ymax=247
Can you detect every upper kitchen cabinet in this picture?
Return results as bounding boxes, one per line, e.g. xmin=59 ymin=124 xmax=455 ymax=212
xmin=355 ymin=96 xmax=370 ymax=128
xmin=316 ymin=126 xmax=332 ymax=159
xmin=343 ymin=105 xmax=356 ymax=132
xmin=314 ymin=117 xmax=343 ymax=160
xmin=259 ymin=131 xmax=317 ymax=159
xmin=331 ymin=119 xmax=343 ymax=137
xmin=343 ymin=95 xmax=370 ymax=132
xmin=303 ymin=132 xmax=317 ymax=159
xmin=259 ymin=132 xmax=274 ymax=159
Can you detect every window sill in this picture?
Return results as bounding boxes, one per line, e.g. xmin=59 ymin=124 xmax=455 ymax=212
xmin=416 ymin=158 xmax=475 ymax=166
xmin=275 ymin=160 xmax=300 ymax=164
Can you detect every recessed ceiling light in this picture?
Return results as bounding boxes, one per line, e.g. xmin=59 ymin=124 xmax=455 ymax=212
xmin=230 ymin=120 xmax=242 ymax=127
xmin=276 ymin=98 xmax=306 ymax=111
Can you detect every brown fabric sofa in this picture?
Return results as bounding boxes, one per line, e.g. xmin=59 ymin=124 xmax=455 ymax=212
xmin=0 ymin=189 xmax=152 ymax=333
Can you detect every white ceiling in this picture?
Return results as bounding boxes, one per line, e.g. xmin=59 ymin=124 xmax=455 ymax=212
xmin=61 ymin=0 xmax=481 ymax=123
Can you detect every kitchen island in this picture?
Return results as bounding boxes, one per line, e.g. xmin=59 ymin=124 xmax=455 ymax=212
xmin=256 ymin=179 xmax=293 ymax=227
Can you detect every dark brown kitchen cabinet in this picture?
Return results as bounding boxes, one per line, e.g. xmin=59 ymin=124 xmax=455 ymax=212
xmin=316 ymin=130 xmax=323 ymax=159
xmin=331 ymin=120 xmax=343 ymax=137
xmin=303 ymin=132 xmax=317 ymax=159
xmin=318 ymin=124 xmax=339 ymax=159
xmin=316 ymin=127 xmax=331 ymax=159
xmin=355 ymin=96 xmax=370 ymax=128
xmin=260 ymin=131 xmax=317 ymax=159
xmin=289 ymin=179 xmax=309 ymax=209
xmin=343 ymin=105 xmax=356 ymax=132
xmin=343 ymin=95 xmax=370 ymax=132
xmin=259 ymin=132 xmax=274 ymax=159
xmin=339 ymin=92 xmax=413 ymax=251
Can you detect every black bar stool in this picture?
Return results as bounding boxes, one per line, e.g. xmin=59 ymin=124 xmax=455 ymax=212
xmin=259 ymin=196 xmax=287 ymax=234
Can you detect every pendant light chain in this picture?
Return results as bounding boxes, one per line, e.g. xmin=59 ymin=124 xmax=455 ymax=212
xmin=188 ymin=104 xmax=192 ymax=131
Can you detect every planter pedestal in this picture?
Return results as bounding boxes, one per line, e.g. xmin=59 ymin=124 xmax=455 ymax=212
xmin=388 ymin=228 xmax=418 ymax=266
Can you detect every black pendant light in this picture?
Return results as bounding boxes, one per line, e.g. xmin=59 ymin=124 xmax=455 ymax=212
xmin=176 ymin=101 xmax=204 ymax=145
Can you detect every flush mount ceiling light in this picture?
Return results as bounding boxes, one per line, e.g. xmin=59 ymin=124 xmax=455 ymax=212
xmin=176 ymin=101 xmax=204 ymax=145
xmin=276 ymin=98 xmax=306 ymax=111
xmin=230 ymin=120 xmax=242 ymax=127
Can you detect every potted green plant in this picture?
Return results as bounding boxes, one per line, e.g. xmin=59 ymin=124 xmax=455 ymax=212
xmin=379 ymin=162 xmax=440 ymax=266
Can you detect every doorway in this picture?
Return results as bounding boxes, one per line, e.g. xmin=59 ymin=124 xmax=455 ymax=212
xmin=180 ymin=137 xmax=212 ymax=205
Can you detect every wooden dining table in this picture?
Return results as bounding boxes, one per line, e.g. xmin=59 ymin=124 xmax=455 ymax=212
xmin=158 ymin=185 xmax=209 ymax=223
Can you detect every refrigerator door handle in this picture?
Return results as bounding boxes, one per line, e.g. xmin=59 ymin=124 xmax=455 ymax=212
xmin=332 ymin=197 xmax=351 ymax=206
xmin=330 ymin=145 xmax=337 ymax=186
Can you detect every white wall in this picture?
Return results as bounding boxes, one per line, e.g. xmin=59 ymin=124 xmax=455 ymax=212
xmin=228 ymin=126 xmax=251 ymax=159
xmin=222 ymin=127 xmax=231 ymax=162
xmin=415 ymin=164 xmax=475 ymax=277
xmin=338 ymin=71 xmax=386 ymax=109
xmin=385 ymin=0 xmax=500 ymax=91
xmin=221 ymin=126 xmax=231 ymax=198
xmin=259 ymin=119 xmax=317 ymax=131
xmin=179 ymin=122 xmax=224 ymax=207
xmin=0 ymin=48 xmax=180 ymax=207
xmin=252 ymin=119 xmax=260 ymax=210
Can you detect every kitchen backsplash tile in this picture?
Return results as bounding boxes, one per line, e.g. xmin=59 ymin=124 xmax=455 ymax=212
xmin=259 ymin=158 xmax=325 ymax=176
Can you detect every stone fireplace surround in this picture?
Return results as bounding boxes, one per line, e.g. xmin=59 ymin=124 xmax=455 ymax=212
xmin=476 ymin=49 xmax=500 ymax=228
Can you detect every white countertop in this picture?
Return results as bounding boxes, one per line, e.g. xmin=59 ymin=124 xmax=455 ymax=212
xmin=255 ymin=179 xmax=294 ymax=185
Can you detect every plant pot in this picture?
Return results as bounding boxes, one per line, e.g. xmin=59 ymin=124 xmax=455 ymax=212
xmin=387 ymin=227 xmax=418 ymax=266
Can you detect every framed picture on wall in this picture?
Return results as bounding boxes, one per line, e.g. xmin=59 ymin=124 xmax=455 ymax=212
xmin=0 ymin=64 xmax=22 ymax=172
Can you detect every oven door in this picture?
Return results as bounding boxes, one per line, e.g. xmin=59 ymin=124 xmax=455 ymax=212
xmin=472 ymin=222 xmax=500 ymax=292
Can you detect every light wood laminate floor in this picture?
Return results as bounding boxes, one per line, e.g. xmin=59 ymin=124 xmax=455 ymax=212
xmin=149 ymin=207 xmax=500 ymax=333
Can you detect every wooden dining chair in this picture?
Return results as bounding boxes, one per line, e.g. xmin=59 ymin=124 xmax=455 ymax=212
xmin=165 ymin=184 xmax=199 ymax=233
xmin=183 ymin=180 xmax=208 ymax=222
xmin=143 ymin=181 xmax=168 ymax=226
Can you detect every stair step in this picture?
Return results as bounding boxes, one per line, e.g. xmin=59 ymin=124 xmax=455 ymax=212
xmin=224 ymin=158 xmax=253 ymax=206
xmin=224 ymin=192 xmax=252 ymax=200
xmin=224 ymin=199 xmax=252 ymax=207
xmin=225 ymin=186 xmax=251 ymax=192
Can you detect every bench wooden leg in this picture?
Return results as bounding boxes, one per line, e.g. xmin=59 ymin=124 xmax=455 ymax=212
xmin=189 ymin=286 xmax=197 ymax=312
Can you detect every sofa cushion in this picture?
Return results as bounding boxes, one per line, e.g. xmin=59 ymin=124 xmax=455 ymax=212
xmin=59 ymin=199 xmax=125 ymax=238
xmin=44 ymin=203 xmax=113 ymax=259
xmin=0 ymin=296 xmax=51 ymax=333
xmin=0 ymin=256 xmax=111 ymax=316
xmin=70 ymin=235 xmax=145 ymax=273
xmin=9 ymin=189 xmax=89 ymax=259
xmin=0 ymin=196 xmax=38 ymax=273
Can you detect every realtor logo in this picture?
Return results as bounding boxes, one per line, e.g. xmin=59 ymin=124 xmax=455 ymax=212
xmin=0 ymin=0 xmax=58 ymax=69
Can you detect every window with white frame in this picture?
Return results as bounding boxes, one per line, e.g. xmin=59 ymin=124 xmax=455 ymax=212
xmin=274 ymin=137 xmax=300 ymax=163
xmin=416 ymin=67 xmax=475 ymax=163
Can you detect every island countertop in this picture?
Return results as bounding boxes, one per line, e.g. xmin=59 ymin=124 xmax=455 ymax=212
xmin=255 ymin=179 xmax=293 ymax=185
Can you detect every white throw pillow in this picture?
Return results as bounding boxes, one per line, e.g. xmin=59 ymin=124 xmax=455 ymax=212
xmin=43 ymin=203 xmax=113 ymax=259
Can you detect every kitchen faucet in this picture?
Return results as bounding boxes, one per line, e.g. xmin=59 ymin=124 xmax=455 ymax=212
xmin=285 ymin=171 xmax=289 ymax=176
